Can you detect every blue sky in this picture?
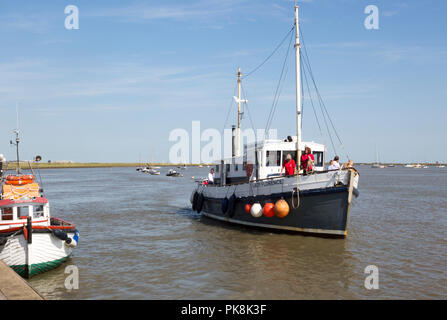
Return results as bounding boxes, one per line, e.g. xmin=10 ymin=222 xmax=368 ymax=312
xmin=0 ymin=0 xmax=446 ymax=163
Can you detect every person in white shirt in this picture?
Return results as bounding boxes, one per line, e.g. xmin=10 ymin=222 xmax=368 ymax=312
xmin=333 ymin=156 xmax=341 ymax=169
xmin=328 ymin=160 xmax=338 ymax=171
xmin=208 ymin=168 xmax=215 ymax=184
xmin=328 ymin=156 xmax=341 ymax=171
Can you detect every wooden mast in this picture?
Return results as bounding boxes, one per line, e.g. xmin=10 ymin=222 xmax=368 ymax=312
xmin=294 ymin=5 xmax=302 ymax=172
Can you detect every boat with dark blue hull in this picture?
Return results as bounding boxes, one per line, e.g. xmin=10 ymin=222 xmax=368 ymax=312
xmin=190 ymin=5 xmax=359 ymax=237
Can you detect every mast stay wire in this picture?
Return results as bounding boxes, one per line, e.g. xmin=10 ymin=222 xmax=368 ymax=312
xmin=265 ymin=29 xmax=294 ymax=134
xmin=299 ymin=26 xmax=350 ymax=160
xmin=301 ymin=54 xmax=326 ymax=147
xmin=242 ymin=26 xmax=294 ymax=80
xmin=222 ymin=81 xmax=239 ymax=133
xmin=302 ymin=52 xmax=336 ymax=156
xmin=231 ymin=21 xmax=350 ymax=161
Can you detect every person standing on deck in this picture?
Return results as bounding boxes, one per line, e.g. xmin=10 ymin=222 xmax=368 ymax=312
xmin=208 ymin=168 xmax=215 ymax=184
xmin=281 ymin=154 xmax=296 ymax=176
xmin=328 ymin=160 xmax=337 ymax=170
xmin=332 ymin=156 xmax=341 ymax=169
xmin=301 ymin=146 xmax=315 ymax=174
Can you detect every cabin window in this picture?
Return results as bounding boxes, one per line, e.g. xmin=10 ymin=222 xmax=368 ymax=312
xmin=266 ymin=151 xmax=281 ymax=166
xmin=215 ymin=165 xmax=219 ymax=173
xmin=313 ymin=151 xmax=324 ymax=167
xmin=226 ymin=164 xmax=230 ymax=173
xmin=34 ymin=205 xmax=44 ymax=218
xmin=235 ymin=164 xmax=239 ymax=171
xmin=17 ymin=206 xmax=30 ymax=219
xmin=1 ymin=208 xmax=13 ymax=220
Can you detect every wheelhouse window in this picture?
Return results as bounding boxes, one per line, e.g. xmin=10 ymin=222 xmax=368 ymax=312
xmin=17 ymin=206 xmax=29 ymax=219
xmin=215 ymin=165 xmax=219 ymax=173
xmin=226 ymin=164 xmax=230 ymax=173
xmin=266 ymin=151 xmax=281 ymax=166
xmin=34 ymin=205 xmax=44 ymax=218
xmin=313 ymin=151 xmax=324 ymax=167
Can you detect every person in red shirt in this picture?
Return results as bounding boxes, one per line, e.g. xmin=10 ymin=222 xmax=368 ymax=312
xmin=301 ymin=146 xmax=315 ymax=174
xmin=281 ymin=154 xmax=296 ymax=176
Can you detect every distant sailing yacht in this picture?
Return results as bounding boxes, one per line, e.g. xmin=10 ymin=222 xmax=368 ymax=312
xmin=371 ymin=146 xmax=386 ymax=168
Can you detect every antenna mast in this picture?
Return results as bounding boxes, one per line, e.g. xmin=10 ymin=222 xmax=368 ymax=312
xmin=237 ymin=67 xmax=242 ymax=157
xmin=11 ymin=103 xmax=21 ymax=174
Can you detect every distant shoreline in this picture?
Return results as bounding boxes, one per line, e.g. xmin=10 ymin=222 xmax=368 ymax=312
xmin=2 ymin=162 xmax=445 ymax=170
xmin=2 ymin=162 xmax=212 ymax=170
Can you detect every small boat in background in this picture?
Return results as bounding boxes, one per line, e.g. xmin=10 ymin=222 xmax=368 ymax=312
xmin=167 ymin=169 xmax=182 ymax=177
xmin=147 ymin=168 xmax=160 ymax=175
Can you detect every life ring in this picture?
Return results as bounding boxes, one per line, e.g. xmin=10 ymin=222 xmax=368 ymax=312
xmin=245 ymin=163 xmax=253 ymax=177
xmin=196 ymin=193 xmax=204 ymax=213
xmin=227 ymin=194 xmax=236 ymax=218
xmin=5 ymin=175 xmax=34 ymax=185
xmin=5 ymin=179 xmax=34 ymax=185
xmin=6 ymin=175 xmax=34 ymax=181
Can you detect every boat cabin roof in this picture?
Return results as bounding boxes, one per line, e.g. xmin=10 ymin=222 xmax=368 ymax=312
xmin=0 ymin=197 xmax=48 ymax=208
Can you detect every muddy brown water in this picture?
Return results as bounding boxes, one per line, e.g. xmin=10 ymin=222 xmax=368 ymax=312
xmin=26 ymin=165 xmax=447 ymax=299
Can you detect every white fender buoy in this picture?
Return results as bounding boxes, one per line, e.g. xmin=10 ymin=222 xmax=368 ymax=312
xmin=250 ymin=203 xmax=263 ymax=218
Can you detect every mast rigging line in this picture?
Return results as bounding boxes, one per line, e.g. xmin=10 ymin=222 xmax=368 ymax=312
xmin=222 ymin=81 xmax=239 ymax=133
xmin=301 ymin=51 xmax=336 ymax=156
xmin=242 ymin=26 xmax=294 ymax=80
xmin=301 ymin=55 xmax=325 ymax=148
xmin=265 ymin=28 xmax=295 ymax=134
xmin=299 ymin=26 xmax=350 ymax=160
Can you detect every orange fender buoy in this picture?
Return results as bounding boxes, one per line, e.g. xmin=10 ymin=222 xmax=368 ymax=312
xmin=244 ymin=203 xmax=252 ymax=214
xmin=263 ymin=203 xmax=275 ymax=218
xmin=274 ymin=199 xmax=290 ymax=218
xmin=23 ymin=226 xmax=28 ymax=241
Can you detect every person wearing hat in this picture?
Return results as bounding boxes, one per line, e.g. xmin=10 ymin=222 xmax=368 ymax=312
xmin=280 ymin=153 xmax=296 ymax=176
xmin=301 ymin=146 xmax=315 ymax=174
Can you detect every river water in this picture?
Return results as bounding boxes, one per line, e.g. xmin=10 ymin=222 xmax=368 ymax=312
xmin=26 ymin=165 xmax=447 ymax=299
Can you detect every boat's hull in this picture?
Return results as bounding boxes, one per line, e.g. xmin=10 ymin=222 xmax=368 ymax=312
xmin=192 ymin=169 xmax=358 ymax=237
xmin=0 ymin=228 xmax=77 ymax=278
xmin=202 ymin=186 xmax=350 ymax=236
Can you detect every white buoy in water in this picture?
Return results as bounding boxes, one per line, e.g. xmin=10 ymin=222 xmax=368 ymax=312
xmin=250 ymin=203 xmax=263 ymax=218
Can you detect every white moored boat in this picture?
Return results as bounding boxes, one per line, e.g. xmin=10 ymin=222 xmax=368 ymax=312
xmin=190 ymin=5 xmax=360 ymax=237
xmin=0 ymin=131 xmax=79 ymax=278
